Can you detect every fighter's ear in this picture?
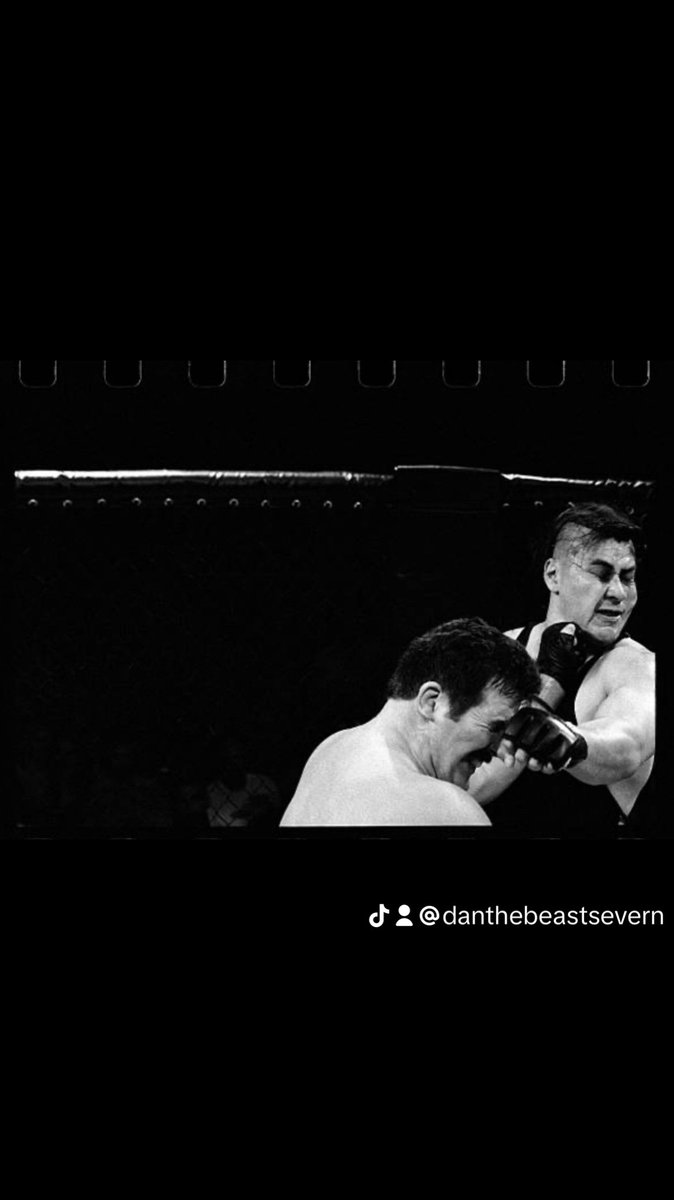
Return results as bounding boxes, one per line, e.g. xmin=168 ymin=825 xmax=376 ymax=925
xmin=543 ymin=556 xmax=560 ymax=595
xmin=417 ymin=681 xmax=441 ymax=719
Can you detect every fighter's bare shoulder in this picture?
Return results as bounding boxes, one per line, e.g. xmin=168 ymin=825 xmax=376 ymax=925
xmin=303 ymin=725 xmax=361 ymax=763
xmin=403 ymin=777 xmax=492 ymax=826
xmin=504 ymin=627 xmax=654 ymax=682
xmin=597 ymin=635 xmax=655 ymax=688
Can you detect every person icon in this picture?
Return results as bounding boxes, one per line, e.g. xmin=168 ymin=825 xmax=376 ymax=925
xmin=396 ymin=905 xmax=414 ymax=927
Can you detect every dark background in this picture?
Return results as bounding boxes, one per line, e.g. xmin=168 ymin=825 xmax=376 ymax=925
xmin=7 ymin=360 xmax=669 ymax=938
xmin=8 ymin=358 xmax=662 ymax=478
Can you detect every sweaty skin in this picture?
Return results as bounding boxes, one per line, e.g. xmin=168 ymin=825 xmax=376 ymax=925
xmin=281 ymin=686 xmax=518 ymax=827
xmin=469 ymin=536 xmax=655 ymax=817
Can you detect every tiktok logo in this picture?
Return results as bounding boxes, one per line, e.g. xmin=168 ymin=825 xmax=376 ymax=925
xmin=369 ymin=904 xmax=390 ymax=927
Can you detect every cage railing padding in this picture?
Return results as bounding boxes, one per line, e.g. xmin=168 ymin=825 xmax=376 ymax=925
xmin=15 ymin=467 xmax=654 ymax=513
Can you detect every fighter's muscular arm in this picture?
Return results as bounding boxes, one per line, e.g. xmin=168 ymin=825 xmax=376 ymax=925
xmin=414 ymin=782 xmax=493 ymax=826
xmin=494 ymin=644 xmax=655 ymax=789
xmin=561 ymin=649 xmax=654 ymax=786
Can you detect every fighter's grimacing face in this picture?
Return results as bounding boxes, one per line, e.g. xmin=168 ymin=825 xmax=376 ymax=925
xmin=546 ymin=536 xmax=637 ymax=644
xmin=430 ymin=686 xmax=519 ymax=790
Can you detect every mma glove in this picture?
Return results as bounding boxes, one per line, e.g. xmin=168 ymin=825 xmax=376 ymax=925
xmin=537 ymin=622 xmax=600 ymax=694
xmin=503 ymin=705 xmax=589 ymax=772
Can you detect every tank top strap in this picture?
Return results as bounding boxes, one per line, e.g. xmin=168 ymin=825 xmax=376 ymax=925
xmin=515 ymin=623 xmax=536 ymax=647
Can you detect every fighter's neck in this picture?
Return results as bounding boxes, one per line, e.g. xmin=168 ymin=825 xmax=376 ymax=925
xmin=545 ymin=598 xmax=574 ymax=625
xmin=374 ymin=701 xmax=433 ymax=777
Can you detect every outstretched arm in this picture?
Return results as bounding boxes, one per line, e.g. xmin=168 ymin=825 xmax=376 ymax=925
xmin=503 ymin=651 xmax=655 ymax=787
xmin=470 ymin=643 xmax=655 ymax=802
xmin=564 ymin=675 xmax=654 ymax=786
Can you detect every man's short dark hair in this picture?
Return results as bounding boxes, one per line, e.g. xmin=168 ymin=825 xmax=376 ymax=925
xmin=386 ymin=616 xmax=540 ymax=719
xmin=546 ymin=502 xmax=643 ymax=561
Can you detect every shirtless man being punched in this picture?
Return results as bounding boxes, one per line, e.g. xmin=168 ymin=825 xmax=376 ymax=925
xmin=280 ymin=617 xmax=540 ymax=827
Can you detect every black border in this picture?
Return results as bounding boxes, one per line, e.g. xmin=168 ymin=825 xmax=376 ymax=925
xmin=7 ymin=354 xmax=670 ymax=957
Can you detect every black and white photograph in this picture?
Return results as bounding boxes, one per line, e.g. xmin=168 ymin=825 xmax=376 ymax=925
xmin=7 ymin=360 xmax=668 ymax=937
